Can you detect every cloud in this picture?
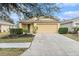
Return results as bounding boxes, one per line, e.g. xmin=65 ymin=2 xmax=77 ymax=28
xmin=63 ymin=11 xmax=79 ymax=17
xmin=59 ymin=3 xmax=79 ymax=7
xmin=57 ymin=3 xmax=79 ymax=20
xmin=62 ymin=3 xmax=79 ymax=6
xmin=58 ymin=11 xmax=79 ymax=20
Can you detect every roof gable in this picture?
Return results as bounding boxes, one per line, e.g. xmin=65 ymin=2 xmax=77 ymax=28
xmin=0 ymin=20 xmax=14 ymax=25
xmin=61 ymin=17 xmax=79 ymax=24
xmin=20 ymin=16 xmax=60 ymax=24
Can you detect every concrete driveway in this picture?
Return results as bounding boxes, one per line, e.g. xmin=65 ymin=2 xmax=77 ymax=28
xmin=21 ymin=33 xmax=79 ymax=56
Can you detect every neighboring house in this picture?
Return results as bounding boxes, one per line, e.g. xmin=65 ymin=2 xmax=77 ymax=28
xmin=19 ymin=16 xmax=60 ymax=34
xmin=0 ymin=20 xmax=15 ymax=32
xmin=61 ymin=18 xmax=79 ymax=31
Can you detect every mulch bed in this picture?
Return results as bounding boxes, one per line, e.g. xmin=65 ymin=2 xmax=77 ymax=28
xmin=0 ymin=34 xmax=35 ymax=39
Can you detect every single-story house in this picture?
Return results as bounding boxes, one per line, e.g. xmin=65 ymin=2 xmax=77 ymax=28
xmin=61 ymin=17 xmax=79 ymax=31
xmin=0 ymin=20 xmax=15 ymax=32
xmin=19 ymin=16 xmax=60 ymax=34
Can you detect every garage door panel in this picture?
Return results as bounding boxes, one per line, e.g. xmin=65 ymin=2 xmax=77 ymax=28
xmin=37 ymin=24 xmax=58 ymax=33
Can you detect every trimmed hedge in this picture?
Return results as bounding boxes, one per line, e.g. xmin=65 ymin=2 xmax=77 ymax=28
xmin=10 ymin=28 xmax=23 ymax=35
xmin=58 ymin=27 xmax=68 ymax=34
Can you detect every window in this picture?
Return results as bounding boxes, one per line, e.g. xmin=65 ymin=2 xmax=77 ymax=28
xmin=75 ymin=23 xmax=79 ymax=25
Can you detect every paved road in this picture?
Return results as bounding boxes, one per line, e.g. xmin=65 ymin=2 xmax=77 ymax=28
xmin=0 ymin=43 xmax=30 ymax=48
xmin=21 ymin=33 xmax=79 ymax=56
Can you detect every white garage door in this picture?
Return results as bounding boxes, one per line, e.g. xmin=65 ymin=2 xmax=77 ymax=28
xmin=37 ymin=23 xmax=58 ymax=33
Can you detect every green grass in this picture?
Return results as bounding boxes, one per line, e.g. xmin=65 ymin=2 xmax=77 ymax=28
xmin=0 ymin=33 xmax=30 ymax=56
xmin=0 ymin=48 xmax=27 ymax=56
xmin=0 ymin=32 xmax=33 ymax=43
xmin=0 ymin=37 xmax=33 ymax=43
xmin=63 ymin=34 xmax=79 ymax=41
xmin=0 ymin=32 xmax=10 ymax=35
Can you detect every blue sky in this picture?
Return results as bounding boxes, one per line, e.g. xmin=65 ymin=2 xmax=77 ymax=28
xmin=55 ymin=3 xmax=79 ymax=20
xmin=9 ymin=12 xmax=20 ymax=23
xmin=10 ymin=3 xmax=79 ymax=23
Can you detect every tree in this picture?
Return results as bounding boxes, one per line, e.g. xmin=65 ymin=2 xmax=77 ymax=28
xmin=0 ymin=14 xmax=14 ymax=23
xmin=0 ymin=3 xmax=60 ymax=21
xmin=27 ymin=3 xmax=60 ymax=20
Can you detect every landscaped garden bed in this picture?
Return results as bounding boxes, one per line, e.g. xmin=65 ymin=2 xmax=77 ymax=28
xmin=58 ymin=27 xmax=79 ymax=41
xmin=0 ymin=29 xmax=34 ymax=56
xmin=0 ymin=33 xmax=33 ymax=56
xmin=0 ymin=34 xmax=35 ymax=43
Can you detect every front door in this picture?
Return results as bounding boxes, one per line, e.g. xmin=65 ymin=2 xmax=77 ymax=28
xmin=28 ymin=24 xmax=30 ymax=33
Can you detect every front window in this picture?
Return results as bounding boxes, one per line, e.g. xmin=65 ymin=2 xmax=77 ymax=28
xmin=75 ymin=23 xmax=79 ymax=26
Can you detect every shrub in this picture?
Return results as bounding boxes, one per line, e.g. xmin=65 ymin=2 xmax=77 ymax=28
xmin=33 ymin=26 xmax=38 ymax=34
xmin=10 ymin=28 xmax=23 ymax=35
xmin=23 ymin=29 xmax=28 ymax=34
xmin=73 ymin=27 xmax=79 ymax=33
xmin=58 ymin=27 xmax=68 ymax=34
xmin=68 ymin=30 xmax=74 ymax=34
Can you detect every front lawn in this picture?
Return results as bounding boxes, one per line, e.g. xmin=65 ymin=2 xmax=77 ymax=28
xmin=0 ymin=48 xmax=27 ymax=56
xmin=0 ymin=37 xmax=33 ymax=43
xmin=0 ymin=32 xmax=10 ymax=37
xmin=0 ymin=33 xmax=34 ymax=43
xmin=63 ymin=34 xmax=79 ymax=41
xmin=0 ymin=32 xmax=10 ymax=35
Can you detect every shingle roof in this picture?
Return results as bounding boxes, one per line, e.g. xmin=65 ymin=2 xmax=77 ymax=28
xmin=19 ymin=16 xmax=60 ymax=24
xmin=0 ymin=20 xmax=14 ymax=25
xmin=61 ymin=17 xmax=79 ymax=24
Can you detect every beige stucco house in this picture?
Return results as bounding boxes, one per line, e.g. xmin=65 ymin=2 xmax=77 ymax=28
xmin=19 ymin=16 xmax=60 ymax=34
xmin=0 ymin=20 xmax=15 ymax=32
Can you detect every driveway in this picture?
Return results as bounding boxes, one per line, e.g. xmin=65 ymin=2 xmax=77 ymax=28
xmin=21 ymin=33 xmax=79 ymax=56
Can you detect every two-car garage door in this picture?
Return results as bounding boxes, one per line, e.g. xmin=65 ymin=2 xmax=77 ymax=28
xmin=37 ymin=23 xmax=58 ymax=33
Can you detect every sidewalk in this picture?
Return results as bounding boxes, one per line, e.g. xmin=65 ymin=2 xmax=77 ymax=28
xmin=0 ymin=43 xmax=31 ymax=48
